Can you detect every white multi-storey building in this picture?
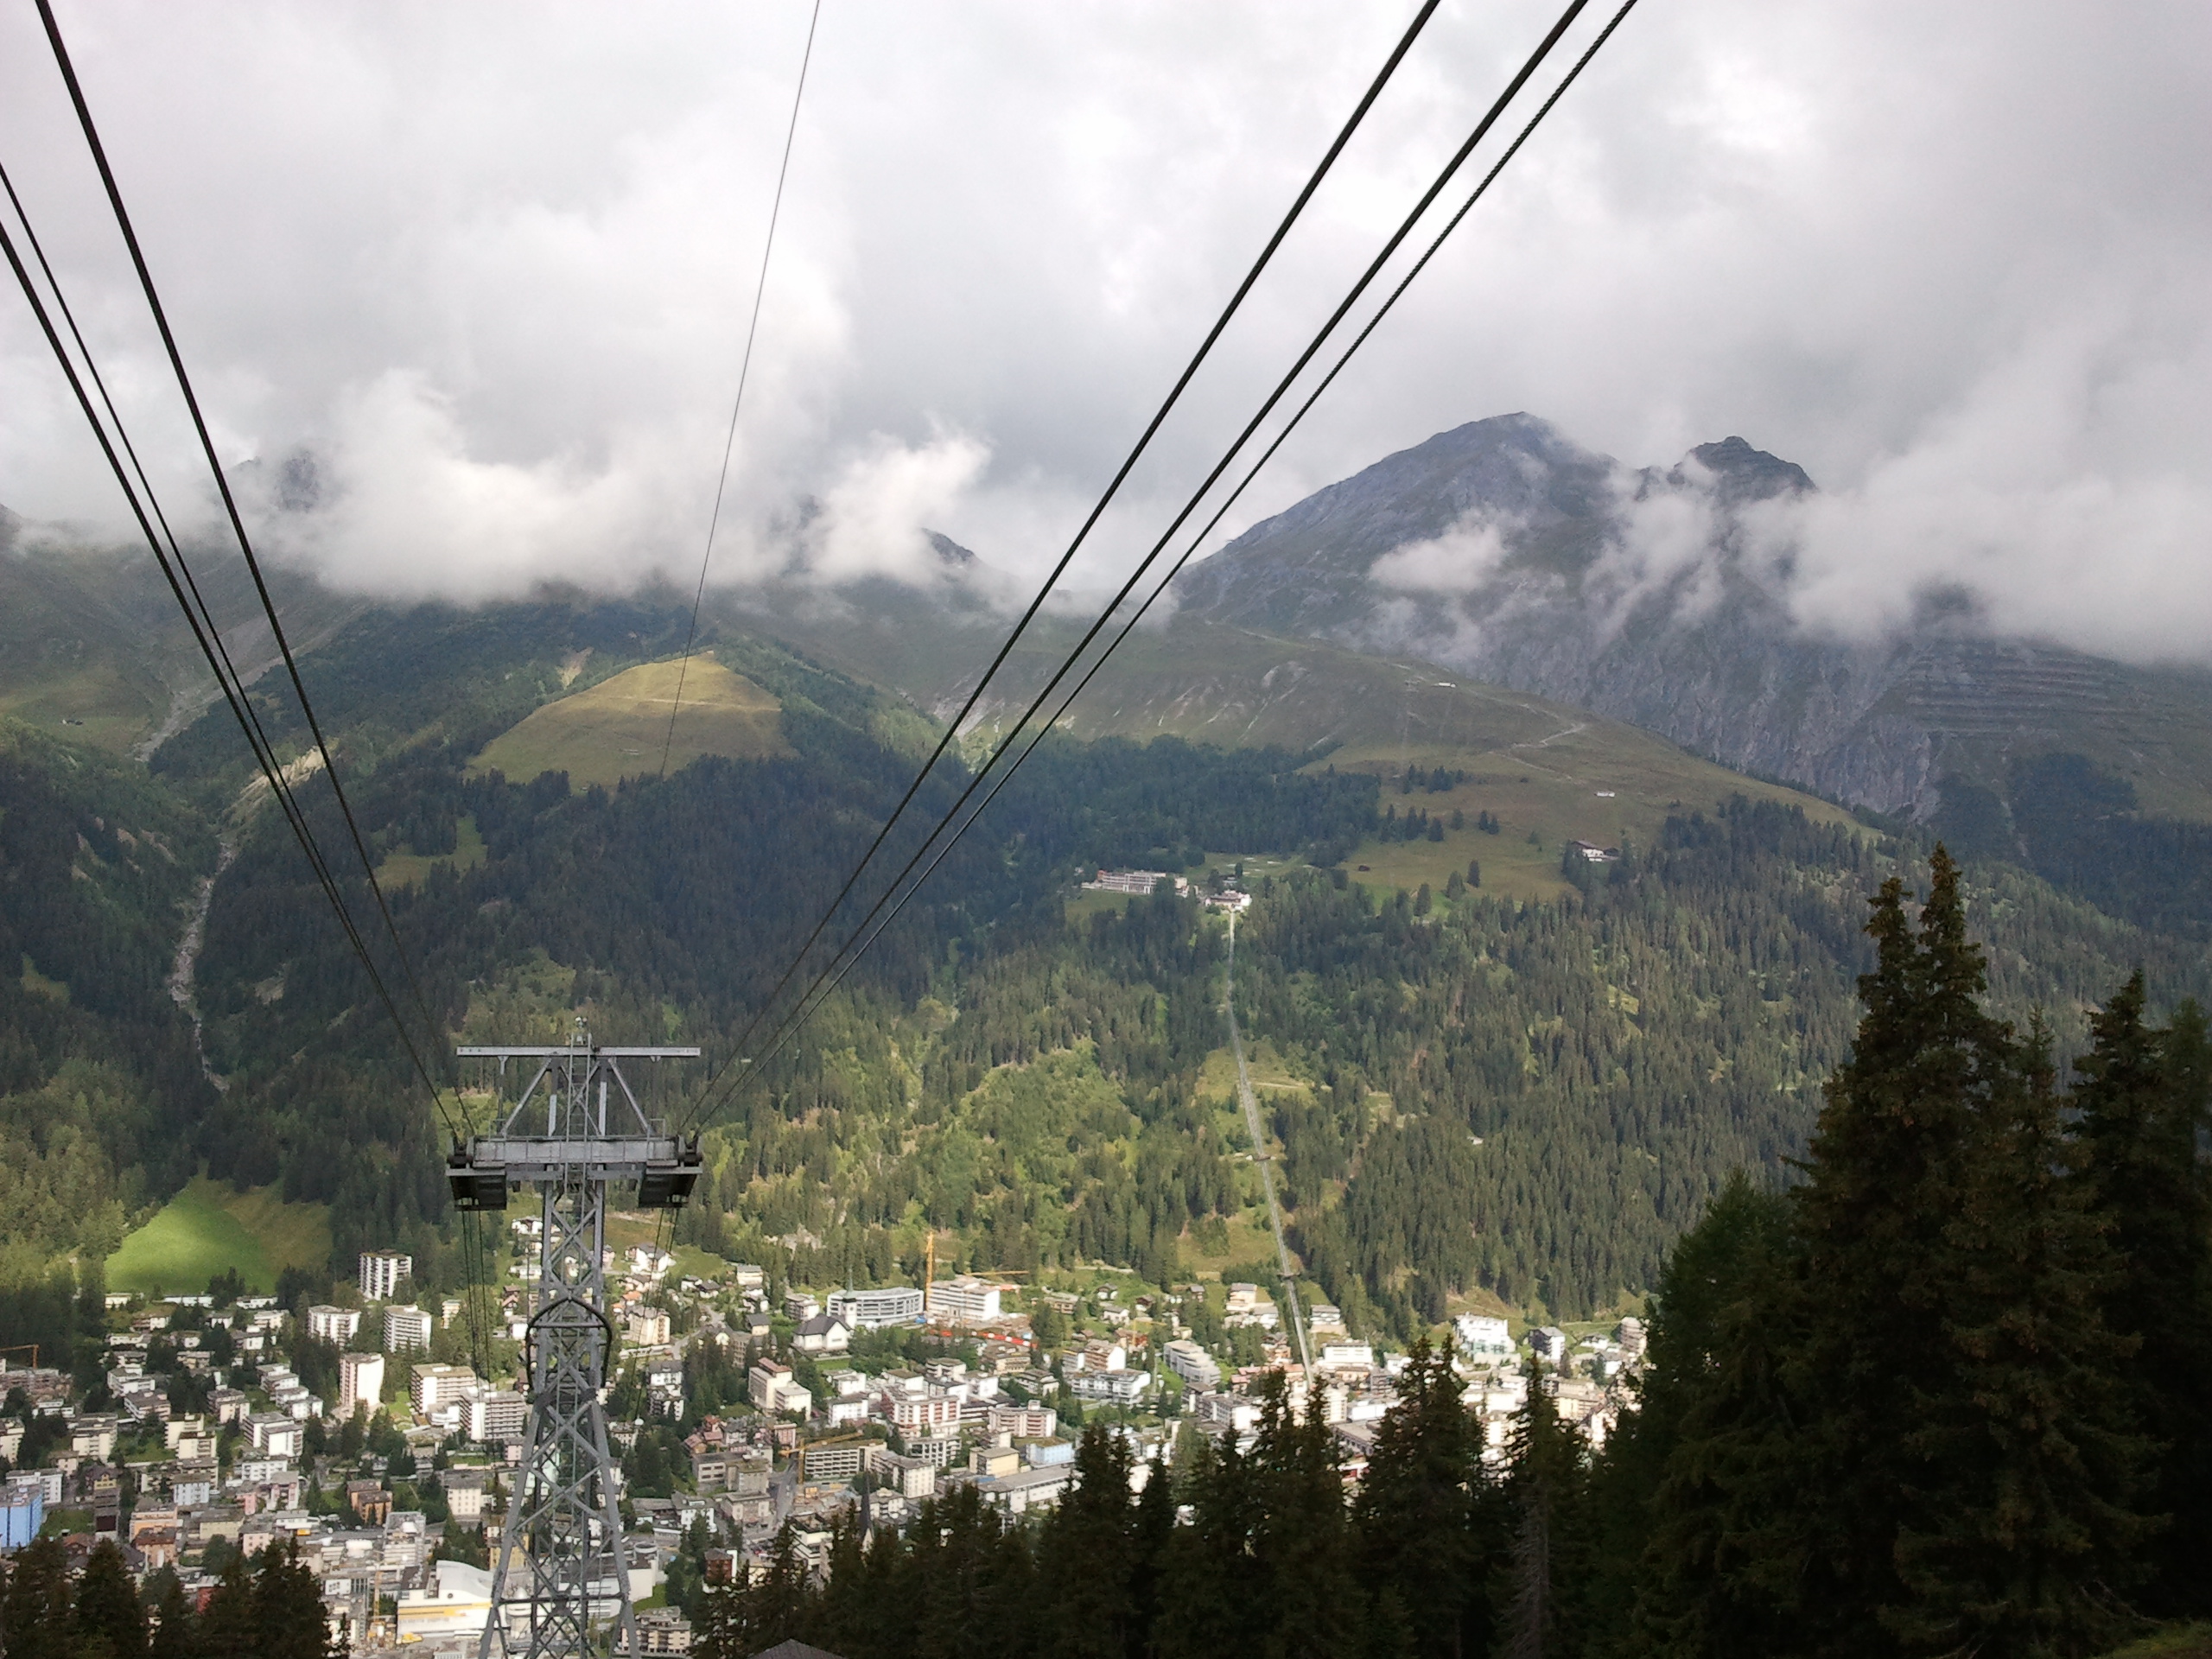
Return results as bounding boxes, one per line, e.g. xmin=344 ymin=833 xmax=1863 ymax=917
xmin=925 ymin=1275 xmax=1003 ymax=1325
xmin=826 ymin=1286 xmax=924 ymax=1330
xmin=464 ymin=1389 xmax=528 ymax=1445
xmin=1452 ymin=1314 xmax=1512 ymax=1359
xmin=307 ymin=1306 xmax=361 ymax=1344
xmin=1161 ymin=1338 xmax=1221 ymax=1391
xmin=338 ymin=1351 xmax=385 ymax=1415
xmin=385 ymin=1306 xmax=433 ymax=1352
xmin=359 ymin=1251 xmax=413 ymax=1302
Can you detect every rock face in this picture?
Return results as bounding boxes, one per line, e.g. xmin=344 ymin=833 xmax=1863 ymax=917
xmin=1172 ymin=414 xmax=2209 ymax=817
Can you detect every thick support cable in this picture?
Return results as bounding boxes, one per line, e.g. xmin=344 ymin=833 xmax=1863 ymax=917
xmin=0 ymin=203 xmax=455 ymax=1138
xmin=690 ymin=0 xmax=1447 ymax=1099
xmin=683 ymin=0 xmax=1596 ymax=1131
xmin=36 ymin=0 xmax=451 ymax=1089
xmin=701 ymin=0 xmax=1642 ymax=1110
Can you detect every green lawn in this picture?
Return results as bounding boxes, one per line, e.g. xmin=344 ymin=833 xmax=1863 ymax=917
xmin=376 ymin=815 xmax=487 ymax=889
xmin=468 ymin=657 xmax=786 ymax=789
xmin=106 ymin=1175 xmax=331 ymax=1297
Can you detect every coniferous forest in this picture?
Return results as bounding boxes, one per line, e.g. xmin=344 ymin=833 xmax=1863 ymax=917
xmin=702 ymin=854 xmax=2212 ymax=1659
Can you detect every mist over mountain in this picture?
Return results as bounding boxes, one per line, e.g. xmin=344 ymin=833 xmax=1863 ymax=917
xmin=1173 ymin=413 xmax=2212 ymax=821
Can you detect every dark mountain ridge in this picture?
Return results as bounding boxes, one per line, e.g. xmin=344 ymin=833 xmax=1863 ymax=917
xmin=1173 ymin=413 xmax=2212 ymax=826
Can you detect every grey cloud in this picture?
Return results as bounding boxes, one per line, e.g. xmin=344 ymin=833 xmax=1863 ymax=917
xmin=0 ymin=1 xmax=2205 ymax=658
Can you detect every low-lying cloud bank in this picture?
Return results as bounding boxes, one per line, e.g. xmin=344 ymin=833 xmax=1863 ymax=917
xmin=2 ymin=2 xmax=2206 ymax=663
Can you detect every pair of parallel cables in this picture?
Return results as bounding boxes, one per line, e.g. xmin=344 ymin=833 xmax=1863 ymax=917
xmin=3 ymin=0 xmax=498 ymax=1376
xmin=672 ymin=0 xmax=1643 ymax=1146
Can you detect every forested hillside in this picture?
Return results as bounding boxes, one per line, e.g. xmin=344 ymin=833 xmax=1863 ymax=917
xmin=3 ymin=585 xmax=2209 ymax=1351
xmin=702 ymin=860 xmax=2212 ymax=1656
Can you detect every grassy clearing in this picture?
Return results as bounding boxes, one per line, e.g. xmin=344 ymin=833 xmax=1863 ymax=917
xmin=105 ymin=1175 xmax=329 ymax=1296
xmin=469 ymin=656 xmax=786 ymax=789
xmin=1325 ymin=705 xmax=1859 ymax=905
xmin=106 ymin=1176 xmax=329 ymax=1296
xmin=376 ymin=814 xmax=487 ymax=889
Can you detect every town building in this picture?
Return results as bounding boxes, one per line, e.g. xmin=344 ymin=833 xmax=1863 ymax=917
xmin=887 ymin=1393 xmax=962 ymax=1434
xmin=359 ymin=1251 xmax=413 ymax=1302
xmin=307 ymin=1306 xmax=361 ymax=1344
xmin=747 ymin=1360 xmax=811 ymax=1418
xmin=1162 ymin=1338 xmax=1222 ymax=1391
xmin=1083 ymin=869 xmax=1189 ymax=897
xmin=339 ymin=1351 xmax=386 ymax=1415
xmin=826 ymin=1286 xmax=925 ymax=1330
xmin=792 ymin=1313 xmax=854 ymax=1356
xmin=1452 ymin=1314 xmax=1512 ymax=1358
xmin=1069 ymin=1369 xmax=1151 ymax=1405
xmin=617 ymin=1610 xmax=693 ymax=1656
xmin=975 ymin=1463 xmax=1072 ymax=1515
xmin=925 ymin=1274 xmax=1004 ymax=1325
xmin=385 ymin=1305 xmax=433 ymax=1352
xmin=626 ymin=1309 xmax=672 ymax=1346
xmin=410 ymin=1363 xmax=479 ymax=1417
xmin=464 ymin=1389 xmax=528 ymax=1446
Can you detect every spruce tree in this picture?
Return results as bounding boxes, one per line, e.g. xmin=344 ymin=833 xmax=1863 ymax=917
xmin=74 ymin=1540 xmax=148 ymax=1659
xmin=1247 ymin=1374 xmax=1362 ymax=1657
xmin=1154 ymin=1434 xmax=1259 ymax=1659
xmin=254 ymin=1541 xmax=334 ymax=1659
xmin=1788 ymin=851 xmax=2018 ymax=1653
xmin=1494 ymin=1376 xmax=1588 ymax=1659
xmin=148 ymin=1575 xmax=199 ymax=1659
xmin=194 ymin=1553 xmax=257 ymax=1659
xmin=1889 ymin=1018 xmax=2149 ymax=1656
xmin=1128 ymin=1456 xmax=1175 ymax=1657
xmin=1036 ymin=1425 xmax=1138 ymax=1659
xmin=1354 ymin=1338 xmax=1502 ymax=1659
xmin=1619 ymin=1173 xmax=1802 ymax=1659
xmin=2074 ymin=978 xmax=2212 ymax=1615
xmin=0 ymin=1536 xmax=77 ymax=1659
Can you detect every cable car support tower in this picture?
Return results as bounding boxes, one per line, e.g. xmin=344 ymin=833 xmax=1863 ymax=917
xmin=449 ymin=1025 xmax=702 ymax=1659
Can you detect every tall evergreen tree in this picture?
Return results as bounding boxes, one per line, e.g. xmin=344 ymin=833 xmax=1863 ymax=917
xmin=2074 ymin=977 xmax=2212 ymax=1615
xmin=1618 ymin=1173 xmax=1802 ymax=1659
xmin=1154 ymin=1435 xmax=1259 ymax=1659
xmin=194 ymin=1554 xmax=257 ymax=1659
xmin=1788 ymin=851 xmax=2020 ymax=1654
xmin=1128 ymin=1457 xmax=1175 ymax=1659
xmin=254 ymin=1542 xmax=334 ymax=1659
xmin=1353 ymin=1338 xmax=1502 ymax=1659
xmin=1 ymin=1537 xmax=77 ymax=1659
xmin=1889 ymin=1018 xmax=2149 ymax=1656
xmin=1494 ymin=1376 xmax=1588 ymax=1659
xmin=1036 ymin=1425 xmax=1138 ymax=1659
xmin=147 ymin=1575 xmax=198 ymax=1659
xmin=74 ymin=1540 xmax=148 ymax=1659
xmin=1246 ymin=1375 xmax=1362 ymax=1658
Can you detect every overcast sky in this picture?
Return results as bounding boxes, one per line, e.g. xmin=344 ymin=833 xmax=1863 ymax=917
xmin=2 ymin=1 xmax=2208 ymax=662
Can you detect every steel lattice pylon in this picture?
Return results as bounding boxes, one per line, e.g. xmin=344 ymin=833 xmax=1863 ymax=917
xmin=450 ymin=1024 xmax=701 ymax=1659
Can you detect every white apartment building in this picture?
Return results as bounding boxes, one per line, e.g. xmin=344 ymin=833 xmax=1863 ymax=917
xmin=1162 ymin=1339 xmax=1222 ymax=1391
xmin=307 ymin=1306 xmax=361 ymax=1344
xmin=887 ymin=1393 xmax=962 ymax=1434
xmin=385 ymin=1306 xmax=433 ymax=1352
xmin=464 ymin=1389 xmax=528 ymax=1445
xmin=1083 ymin=870 xmax=1189 ymax=897
xmin=747 ymin=1360 xmax=811 ymax=1418
xmin=338 ymin=1351 xmax=386 ymax=1415
xmin=411 ymin=1364 xmax=479 ymax=1418
xmin=359 ymin=1251 xmax=413 ymax=1302
xmin=925 ymin=1274 xmax=1003 ymax=1325
xmin=826 ymin=1286 xmax=924 ymax=1330
xmin=626 ymin=1310 xmax=672 ymax=1346
xmin=1069 ymin=1369 xmax=1150 ymax=1405
xmin=1452 ymin=1314 xmax=1512 ymax=1358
